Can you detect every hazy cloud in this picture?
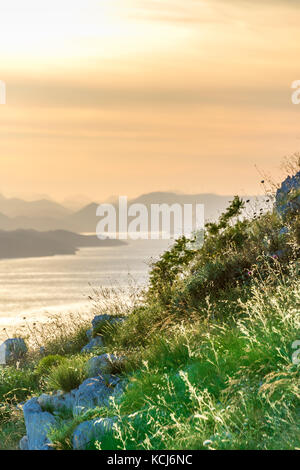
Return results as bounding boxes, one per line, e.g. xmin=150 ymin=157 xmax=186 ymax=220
xmin=0 ymin=0 xmax=299 ymax=199
xmin=128 ymin=0 xmax=300 ymax=24
xmin=7 ymin=77 xmax=292 ymax=110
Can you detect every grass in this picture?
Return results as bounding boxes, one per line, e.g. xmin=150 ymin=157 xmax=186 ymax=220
xmin=0 ymin=366 xmax=39 ymax=450
xmin=0 ymin=408 xmax=25 ymax=450
xmin=46 ymin=355 xmax=88 ymax=393
xmin=0 ymin=366 xmax=39 ymax=405
xmin=35 ymin=355 xmax=67 ymax=377
xmin=5 ymin=312 xmax=92 ymax=356
xmin=47 ymin=265 xmax=300 ymax=450
xmin=105 ymin=271 xmax=299 ymax=450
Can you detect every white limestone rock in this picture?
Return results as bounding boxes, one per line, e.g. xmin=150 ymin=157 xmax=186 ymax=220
xmin=36 ymin=375 xmax=122 ymax=418
xmin=19 ymin=435 xmax=29 ymax=450
xmin=81 ymin=336 xmax=104 ymax=353
xmin=0 ymin=338 xmax=27 ymax=365
xmin=73 ymin=375 xmax=120 ymax=416
xmin=275 ymin=170 xmax=300 ymax=218
xmin=22 ymin=397 xmax=56 ymax=450
xmin=86 ymin=353 xmax=123 ymax=377
xmin=72 ymin=417 xmax=116 ymax=450
xmin=91 ymin=315 xmax=124 ymax=333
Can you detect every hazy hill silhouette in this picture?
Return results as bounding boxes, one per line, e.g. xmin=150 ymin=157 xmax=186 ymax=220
xmin=0 ymin=194 xmax=71 ymax=218
xmin=131 ymin=192 xmax=241 ymax=221
xmin=0 ymin=192 xmax=268 ymax=233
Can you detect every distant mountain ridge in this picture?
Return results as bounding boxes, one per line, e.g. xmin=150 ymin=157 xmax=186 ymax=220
xmin=0 ymin=194 xmax=71 ymax=218
xmin=0 ymin=192 xmax=269 ymax=233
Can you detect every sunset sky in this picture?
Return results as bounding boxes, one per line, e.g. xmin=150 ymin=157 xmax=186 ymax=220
xmin=0 ymin=0 xmax=300 ymax=202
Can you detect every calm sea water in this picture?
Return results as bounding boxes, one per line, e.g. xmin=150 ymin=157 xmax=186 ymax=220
xmin=0 ymin=239 xmax=170 ymax=335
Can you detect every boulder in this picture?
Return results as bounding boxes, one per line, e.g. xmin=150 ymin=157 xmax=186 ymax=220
xmin=72 ymin=417 xmax=116 ymax=450
xmin=19 ymin=435 xmax=29 ymax=450
xmin=91 ymin=314 xmax=124 ymax=333
xmin=73 ymin=375 xmax=120 ymax=416
xmin=279 ymin=226 xmax=289 ymax=236
xmin=79 ymin=315 xmax=125 ymax=353
xmin=22 ymin=397 xmax=56 ymax=450
xmin=86 ymin=353 xmax=122 ymax=377
xmin=36 ymin=375 xmax=122 ymax=417
xmin=275 ymin=171 xmax=300 ymax=218
xmin=81 ymin=336 xmax=104 ymax=353
xmin=0 ymin=338 xmax=27 ymax=365
xmin=37 ymin=391 xmax=74 ymax=413
xmin=86 ymin=328 xmax=93 ymax=341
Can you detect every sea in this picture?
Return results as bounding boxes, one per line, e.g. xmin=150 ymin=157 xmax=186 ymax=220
xmin=0 ymin=239 xmax=170 ymax=339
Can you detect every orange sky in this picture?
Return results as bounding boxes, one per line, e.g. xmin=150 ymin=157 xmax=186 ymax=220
xmin=0 ymin=0 xmax=300 ymax=202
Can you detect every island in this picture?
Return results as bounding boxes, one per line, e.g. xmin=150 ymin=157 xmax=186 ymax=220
xmin=0 ymin=229 xmax=126 ymax=259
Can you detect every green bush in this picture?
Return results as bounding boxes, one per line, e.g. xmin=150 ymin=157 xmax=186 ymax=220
xmin=92 ymin=319 xmax=115 ymax=338
xmin=36 ymin=354 xmax=66 ymax=377
xmin=148 ymin=236 xmax=197 ymax=305
xmin=46 ymin=356 xmax=88 ymax=393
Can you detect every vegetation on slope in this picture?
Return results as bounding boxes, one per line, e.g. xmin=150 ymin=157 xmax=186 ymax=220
xmin=1 ymin=160 xmax=300 ymax=450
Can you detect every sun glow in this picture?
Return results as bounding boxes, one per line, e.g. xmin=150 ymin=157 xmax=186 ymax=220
xmin=0 ymin=1 xmax=128 ymax=64
xmin=1 ymin=0 xmax=298 ymax=199
xmin=0 ymin=0 xmax=193 ymax=70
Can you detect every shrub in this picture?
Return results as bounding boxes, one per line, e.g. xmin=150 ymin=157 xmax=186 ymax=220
xmin=92 ymin=319 xmax=118 ymax=339
xmin=36 ymin=354 xmax=66 ymax=377
xmin=46 ymin=356 xmax=88 ymax=393
xmin=148 ymin=236 xmax=197 ymax=305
